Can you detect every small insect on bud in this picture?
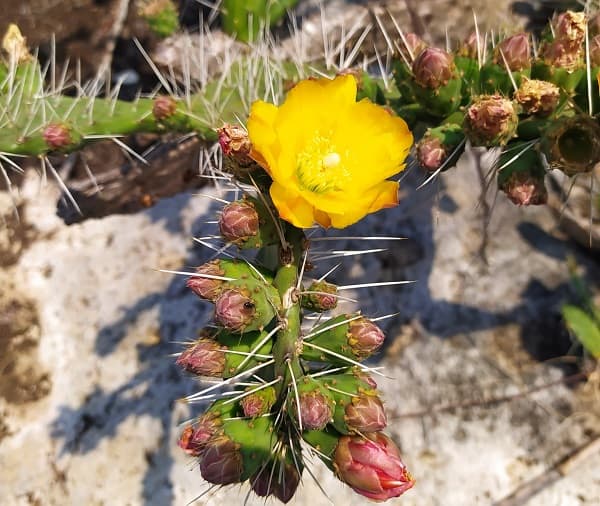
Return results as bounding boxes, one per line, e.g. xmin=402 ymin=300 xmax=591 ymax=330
xmin=303 ymin=280 xmax=338 ymax=312
xmin=214 ymin=288 xmax=257 ymax=332
xmin=199 ymin=436 xmax=243 ymax=485
xmin=152 ymin=95 xmax=177 ymax=120
xmin=43 ymin=123 xmax=72 ymax=150
xmin=219 ymin=200 xmax=260 ymax=244
xmin=334 ymin=433 xmax=415 ymax=501
xmin=501 ymin=172 xmax=548 ymax=206
xmin=299 ymin=390 xmax=334 ymax=430
xmin=464 ymin=94 xmax=518 ymax=147
xmin=186 ymin=260 xmax=226 ymax=301
xmin=494 ymin=33 xmax=530 ymax=71
xmin=514 ymin=78 xmax=560 ymax=116
xmin=412 ymin=47 xmax=455 ymax=89
xmin=176 ymin=339 xmax=226 ymax=377
xmin=347 ymin=318 xmax=385 ymax=359
xmin=345 ymin=394 xmax=387 ymax=432
xmin=416 ymin=135 xmax=447 ymax=172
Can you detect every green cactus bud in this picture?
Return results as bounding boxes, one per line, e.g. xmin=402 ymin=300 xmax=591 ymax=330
xmin=416 ymin=123 xmax=465 ymax=172
xmin=514 ymin=78 xmax=560 ymax=116
xmin=463 ymin=94 xmax=518 ymax=146
xmin=301 ymin=280 xmax=338 ymax=312
xmin=540 ymin=114 xmax=600 ymax=175
xmin=498 ymin=143 xmax=548 ymax=206
xmin=214 ymin=284 xmax=278 ymax=333
xmin=301 ymin=314 xmax=385 ymax=364
xmin=240 ymin=385 xmax=276 ymax=418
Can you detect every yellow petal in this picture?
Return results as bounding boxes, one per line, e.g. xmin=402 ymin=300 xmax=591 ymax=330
xmin=247 ymin=100 xmax=279 ymax=173
xmin=270 ymin=181 xmax=315 ymax=228
xmin=328 ymin=181 xmax=399 ymax=228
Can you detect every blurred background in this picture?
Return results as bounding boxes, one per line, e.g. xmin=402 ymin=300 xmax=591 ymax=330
xmin=1 ymin=1 xmax=600 ymax=505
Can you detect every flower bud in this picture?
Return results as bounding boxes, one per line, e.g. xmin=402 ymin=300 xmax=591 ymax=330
xmin=334 ymin=433 xmax=414 ymax=501
xmin=299 ymin=390 xmax=334 ymax=430
xmin=353 ymin=369 xmax=378 ymax=389
xmin=199 ymin=436 xmax=243 ymax=485
xmin=542 ymin=38 xmax=582 ymax=71
xmin=514 ymin=78 xmax=560 ymax=116
xmin=501 ymin=172 xmax=548 ymax=206
xmin=458 ymin=31 xmax=480 ymax=58
xmin=251 ymin=461 xmax=301 ymax=503
xmin=274 ymin=462 xmax=301 ymax=503
xmin=152 ymin=95 xmax=177 ymax=120
xmin=416 ymin=135 xmax=447 ymax=172
xmin=412 ymin=47 xmax=454 ymax=88
xmin=348 ymin=318 xmax=385 ymax=359
xmin=186 ymin=260 xmax=225 ymax=301
xmin=218 ymin=124 xmax=253 ymax=164
xmin=302 ymin=280 xmax=338 ymax=312
xmin=43 ymin=123 xmax=72 ymax=150
xmin=219 ymin=200 xmax=260 ymax=244
xmin=553 ymin=11 xmax=586 ymax=45
xmin=464 ymin=94 xmax=518 ymax=146
xmin=177 ymin=425 xmax=199 ymax=456
xmin=589 ymin=12 xmax=600 ymax=37
xmin=177 ymin=411 xmax=223 ymax=456
xmin=176 ymin=339 xmax=226 ymax=377
xmin=214 ymin=288 xmax=257 ymax=332
xmin=591 ymin=35 xmax=600 ymax=66
xmin=494 ymin=33 xmax=530 ymax=71
xmin=399 ymin=33 xmax=427 ymax=60
xmin=240 ymin=386 xmax=276 ymax=418
xmin=345 ymin=394 xmax=387 ymax=432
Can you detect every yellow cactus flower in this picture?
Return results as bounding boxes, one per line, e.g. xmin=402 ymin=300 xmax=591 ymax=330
xmin=247 ymin=75 xmax=413 ymax=228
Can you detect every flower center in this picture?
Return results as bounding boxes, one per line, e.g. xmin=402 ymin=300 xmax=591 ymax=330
xmin=296 ymin=134 xmax=348 ymax=193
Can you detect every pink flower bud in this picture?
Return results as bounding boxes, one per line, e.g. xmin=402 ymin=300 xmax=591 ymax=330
xmin=345 ymin=394 xmax=387 ymax=432
xmin=501 ymin=172 xmax=548 ymax=206
xmin=412 ymin=47 xmax=454 ymax=89
xmin=251 ymin=462 xmax=301 ymax=503
xmin=219 ymin=201 xmax=260 ymax=243
xmin=400 ymin=33 xmax=428 ymax=60
xmin=514 ymin=78 xmax=560 ymax=116
xmin=591 ymin=35 xmax=600 ymax=66
xmin=152 ymin=96 xmax=177 ymax=120
xmin=542 ymin=38 xmax=582 ymax=71
xmin=495 ymin=33 xmax=530 ymax=71
xmin=240 ymin=386 xmax=276 ymax=418
xmin=199 ymin=436 xmax=243 ymax=485
xmin=303 ymin=280 xmax=338 ymax=312
xmin=416 ymin=135 xmax=447 ymax=172
xmin=334 ymin=433 xmax=414 ymax=501
xmin=458 ymin=32 xmax=480 ymax=58
xmin=177 ymin=425 xmax=199 ymax=456
xmin=190 ymin=412 xmax=222 ymax=450
xmin=186 ymin=260 xmax=225 ymax=301
xmin=274 ymin=462 xmax=301 ymax=503
xmin=553 ymin=11 xmax=586 ymax=44
xmin=214 ymin=288 xmax=256 ymax=332
xmin=176 ymin=339 xmax=226 ymax=377
xmin=353 ymin=370 xmax=378 ymax=389
xmin=464 ymin=94 xmax=517 ymax=146
xmin=299 ymin=390 xmax=333 ymax=430
xmin=347 ymin=318 xmax=385 ymax=359
xmin=43 ymin=123 xmax=72 ymax=150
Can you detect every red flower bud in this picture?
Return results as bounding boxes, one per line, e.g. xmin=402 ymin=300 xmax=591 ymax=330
xmin=464 ymin=94 xmax=518 ymax=146
xmin=152 ymin=96 xmax=177 ymax=120
xmin=334 ymin=433 xmax=414 ymax=501
xmin=416 ymin=135 xmax=447 ymax=172
xmin=219 ymin=201 xmax=260 ymax=244
xmin=177 ymin=412 xmax=222 ymax=456
xmin=199 ymin=436 xmax=243 ymax=485
xmin=347 ymin=318 xmax=385 ymax=359
xmin=176 ymin=339 xmax=226 ymax=377
xmin=501 ymin=172 xmax=548 ymax=206
xmin=177 ymin=425 xmax=199 ymax=456
xmin=494 ymin=33 xmax=530 ymax=71
xmin=345 ymin=394 xmax=387 ymax=432
xmin=412 ymin=47 xmax=454 ymax=89
xmin=214 ymin=288 xmax=257 ymax=332
xmin=303 ymin=280 xmax=338 ymax=312
xmin=514 ymin=78 xmax=560 ymax=116
xmin=43 ymin=123 xmax=72 ymax=150
xmin=299 ymin=390 xmax=333 ymax=430
xmin=186 ymin=260 xmax=225 ymax=301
